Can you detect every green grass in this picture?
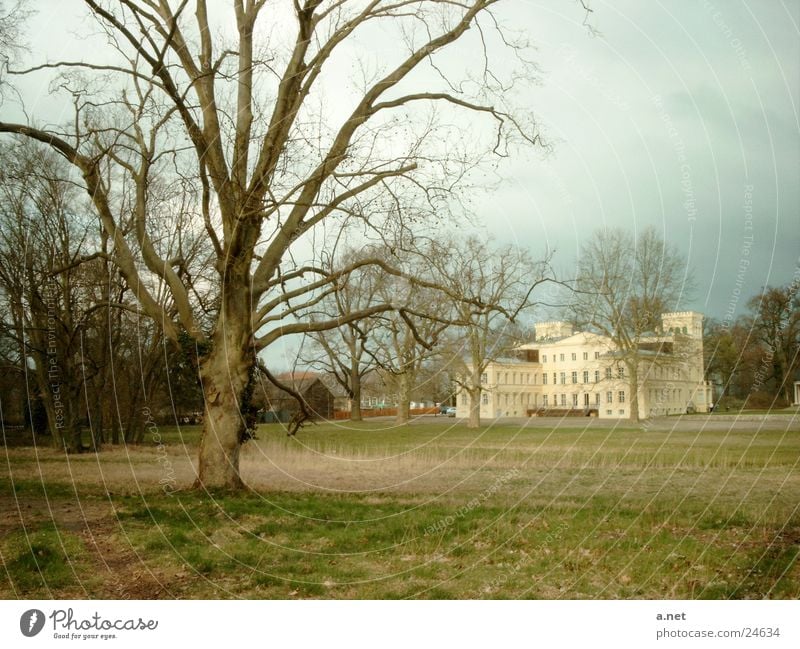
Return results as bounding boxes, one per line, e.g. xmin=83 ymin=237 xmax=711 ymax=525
xmin=1 ymin=419 xmax=798 ymax=599
xmin=0 ymin=522 xmax=95 ymax=597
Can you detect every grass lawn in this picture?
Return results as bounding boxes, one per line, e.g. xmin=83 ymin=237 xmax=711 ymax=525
xmin=1 ymin=417 xmax=798 ymax=599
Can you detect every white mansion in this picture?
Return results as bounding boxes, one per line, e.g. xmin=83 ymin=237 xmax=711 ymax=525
xmin=456 ymin=311 xmax=714 ymax=420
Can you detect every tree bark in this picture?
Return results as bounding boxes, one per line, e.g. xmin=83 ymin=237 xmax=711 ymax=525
xmin=124 ymin=388 xmax=143 ymax=444
xmin=628 ymin=361 xmax=640 ymax=423
xmin=350 ymin=362 xmax=363 ymax=421
xmin=395 ymin=372 xmax=411 ymax=425
xmin=194 ymin=306 xmax=254 ymax=490
xmin=89 ymin=393 xmax=104 ymax=451
xmin=468 ymin=386 xmax=481 ymax=429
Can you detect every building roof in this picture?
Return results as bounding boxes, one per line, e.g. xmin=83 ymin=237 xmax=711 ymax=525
xmin=519 ymin=331 xmax=611 ymax=349
xmin=256 ymin=371 xmax=340 ymax=404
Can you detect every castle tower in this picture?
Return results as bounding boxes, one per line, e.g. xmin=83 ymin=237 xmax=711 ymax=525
xmin=661 ymin=311 xmax=705 ymax=390
xmin=661 ymin=311 xmax=703 ymax=338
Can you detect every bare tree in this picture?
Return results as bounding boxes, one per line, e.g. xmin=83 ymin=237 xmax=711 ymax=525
xmin=0 ymin=142 xmax=100 ymax=451
xmin=299 ymin=251 xmax=383 ymax=422
xmin=431 ymin=235 xmax=550 ymax=428
xmin=0 ymin=0 xmax=572 ymax=487
xmin=370 ymin=274 xmax=449 ymax=425
xmin=568 ymin=226 xmax=692 ymax=422
xmin=703 ymin=317 xmax=749 ymax=403
xmin=0 ymin=0 xmax=29 ymax=99
xmin=745 ymin=283 xmax=800 ymax=404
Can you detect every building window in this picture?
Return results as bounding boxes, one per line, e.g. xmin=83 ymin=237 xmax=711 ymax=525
xmin=553 ymin=372 xmax=557 ymax=384
xmin=618 ymin=390 xmax=625 ymax=403
xmin=583 ymin=371 xmax=589 ymax=384
xmin=618 ymin=367 xmax=625 ymax=379
xmin=461 ymin=393 xmax=467 ymax=405
xmin=572 ymin=393 xmax=578 ymax=407
xmin=482 ymin=393 xmax=489 ymax=405
xmin=512 ymin=372 xmax=517 ymax=384
xmin=605 ymin=367 xmax=612 ymax=379
xmin=542 ymin=354 xmax=547 ymax=363
xmin=560 ymin=372 xmax=566 ymax=384
xmin=543 ymin=373 xmax=548 ymax=385
xmin=594 ymin=370 xmax=600 ymax=383
xmin=560 ymin=394 xmax=566 ymax=406
xmin=619 ymin=409 xmax=625 ymax=415
xmin=480 ymin=372 xmax=488 ymax=384
xmin=560 ymin=353 xmax=564 ymax=361
xmin=606 ymin=409 xmax=613 ymax=415
xmin=594 ymin=351 xmax=600 ymax=359
xmin=505 ymin=394 xmax=509 ymax=405
xmin=606 ymin=391 xmax=613 ymax=403
xmin=571 ymin=371 xmax=577 ymax=384
xmin=543 ymin=395 xmax=548 ymax=406
xmin=571 ymin=353 xmax=576 ymax=361
xmin=595 ymin=393 xmax=601 ymax=405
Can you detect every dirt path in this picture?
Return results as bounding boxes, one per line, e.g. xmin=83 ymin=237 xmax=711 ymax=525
xmin=77 ymin=518 xmax=175 ymax=599
xmin=0 ymin=493 xmax=185 ymax=599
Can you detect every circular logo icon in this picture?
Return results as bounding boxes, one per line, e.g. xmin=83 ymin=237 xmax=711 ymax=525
xmin=20 ymin=609 xmax=45 ymax=637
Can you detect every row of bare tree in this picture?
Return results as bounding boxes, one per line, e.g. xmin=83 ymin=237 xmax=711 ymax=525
xmin=297 ymin=236 xmax=549 ymax=427
xmin=0 ymin=143 xmax=204 ymax=451
xmin=1 ymin=0 xmax=560 ymax=488
xmin=0 ymin=137 xmax=550 ymax=446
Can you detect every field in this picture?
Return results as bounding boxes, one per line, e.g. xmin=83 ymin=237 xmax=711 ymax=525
xmin=1 ymin=415 xmax=798 ymax=599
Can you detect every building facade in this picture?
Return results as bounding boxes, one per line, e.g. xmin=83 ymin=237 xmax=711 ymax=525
xmin=456 ymin=311 xmax=713 ymax=420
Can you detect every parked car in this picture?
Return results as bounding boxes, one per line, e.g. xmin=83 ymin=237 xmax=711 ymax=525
xmin=439 ymin=404 xmax=450 ymax=415
xmin=445 ymin=407 xmax=457 ymax=417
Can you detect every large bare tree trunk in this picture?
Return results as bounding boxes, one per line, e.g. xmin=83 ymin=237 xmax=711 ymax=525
xmin=89 ymin=392 xmax=104 ymax=451
xmin=196 ymin=351 xmax=249 ymax=489
xmin=195 ymin=298 xmax=254 ymax=489
xmin=628 ymin=362 xmax=640 ymax=423
xmin=124 ymin=394 xmax=143 ymax=444
xmin=468 ymin=386 xmax=481 ymax=429
xmin=350 ymin=362 xmax=363 ymax=422
xmin=32 ymin=359 xmax=80 ymax=451
xmin=395 ymin=372 xmax=411 ymax=425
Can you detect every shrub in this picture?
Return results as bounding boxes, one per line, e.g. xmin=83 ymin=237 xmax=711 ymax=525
xmin=745 ymin=391 xmax=789 ymax=410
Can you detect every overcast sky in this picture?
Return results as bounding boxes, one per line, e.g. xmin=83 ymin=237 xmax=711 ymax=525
xmin=7 ymin=1 xmax=799 ymax=349
xmin=479 ymin=0 xmax=799 ymax=321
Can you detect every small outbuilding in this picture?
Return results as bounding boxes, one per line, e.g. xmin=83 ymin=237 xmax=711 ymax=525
xmin=257 ymin=372 xmax=336 ymax=422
